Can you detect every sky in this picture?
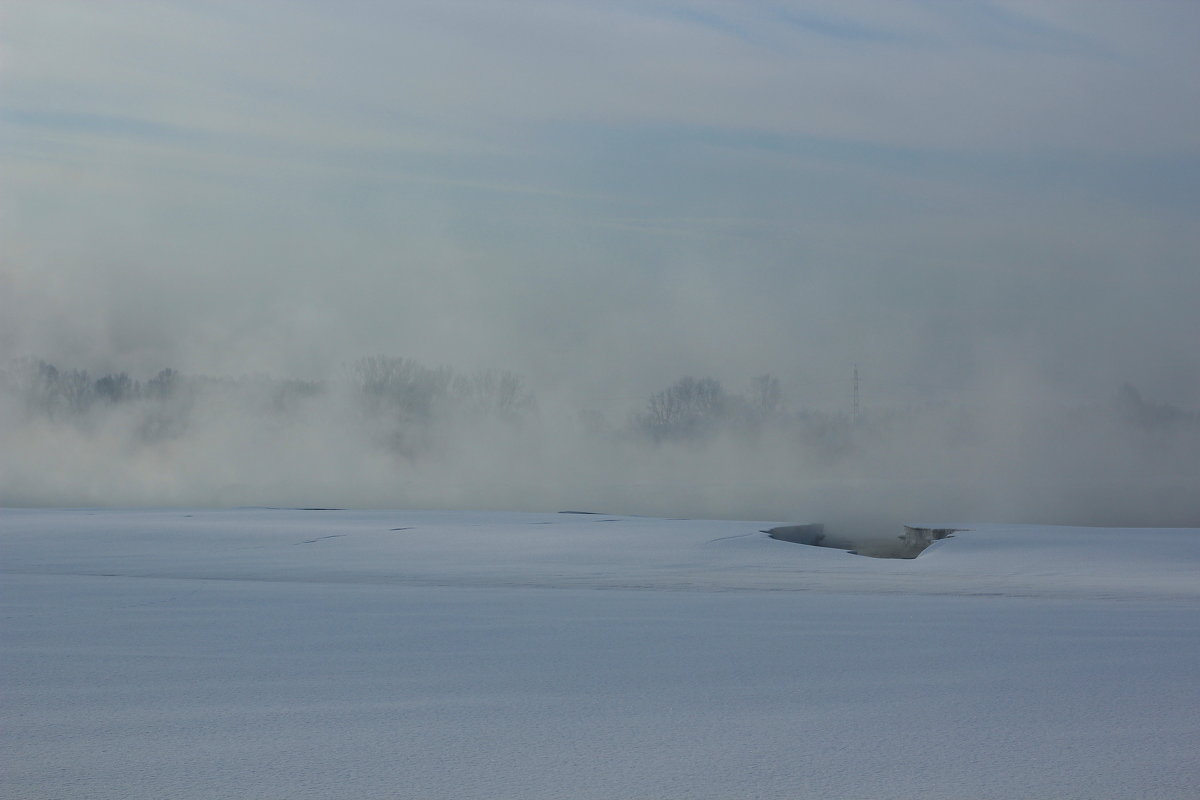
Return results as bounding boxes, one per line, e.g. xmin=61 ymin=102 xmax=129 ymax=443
xmin=2 ymin=0 xmax=1199 ymax=410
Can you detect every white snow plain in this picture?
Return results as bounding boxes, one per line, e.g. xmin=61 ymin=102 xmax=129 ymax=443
xmin=4 ymin=507 xmax=1199 ymax=799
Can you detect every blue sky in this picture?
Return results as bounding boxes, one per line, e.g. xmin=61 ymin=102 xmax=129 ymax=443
xmin=2 ymin=0 xmax=1198 ymax=407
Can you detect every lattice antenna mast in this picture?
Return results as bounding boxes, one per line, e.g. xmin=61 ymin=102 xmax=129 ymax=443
xmin=852 ymin=365 xmax=860 ymax=423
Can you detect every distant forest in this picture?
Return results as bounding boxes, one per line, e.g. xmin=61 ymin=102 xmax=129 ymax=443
xmin=4 ymin=356 xmax=1197 ymax=467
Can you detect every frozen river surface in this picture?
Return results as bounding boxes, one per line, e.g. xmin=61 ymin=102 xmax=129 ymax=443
xmin=4 ymin=507 xmax=1199 ymax=799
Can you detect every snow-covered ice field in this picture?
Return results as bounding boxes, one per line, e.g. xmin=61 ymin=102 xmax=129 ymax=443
xmin=4 ymin=507 xmax=1199 ymax=799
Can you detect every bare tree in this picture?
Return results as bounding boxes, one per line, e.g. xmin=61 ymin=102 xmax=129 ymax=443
xmin=749 ymin=374 xmax=782 ymax=416
xmin=350 ymin=356 xmax=453 ymax=421
xmin=642 ymin=376 xmax=729 ymax=441
xmin=95 ymin=373 xmax=136 ymax=403
xmin=452 ymin=370 xmax=535 ymax=420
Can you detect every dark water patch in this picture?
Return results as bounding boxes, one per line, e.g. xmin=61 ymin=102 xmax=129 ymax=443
xmin=765 ymin=524 xmax=962 ymax=559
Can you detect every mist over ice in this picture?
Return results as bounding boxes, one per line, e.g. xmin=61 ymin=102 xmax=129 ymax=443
xmin=3 ymin=2 xmax=1198 ymax=525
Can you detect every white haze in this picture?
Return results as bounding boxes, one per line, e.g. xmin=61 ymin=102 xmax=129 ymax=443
xmin=2 ymin=1 xmax=1199 ymax=525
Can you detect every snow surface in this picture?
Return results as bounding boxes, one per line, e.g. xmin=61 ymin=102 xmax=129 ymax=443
xmin=4 ymin=507 xmax=1199 ymax=799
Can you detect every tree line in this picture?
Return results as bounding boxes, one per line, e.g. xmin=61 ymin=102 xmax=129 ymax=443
xmin=3 ymin=356 xmax=1196 ymax=465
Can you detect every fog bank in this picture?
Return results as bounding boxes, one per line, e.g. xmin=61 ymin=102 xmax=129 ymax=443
xmin=3 ymin=3 xmax=1198 ymax=522
xmin=3 ymin=358 xmax=1196 ymax=526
